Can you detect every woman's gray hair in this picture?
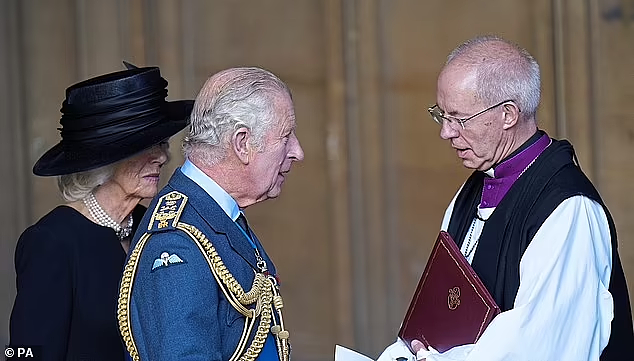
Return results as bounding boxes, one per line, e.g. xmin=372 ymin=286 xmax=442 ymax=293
xmin=447 ymin=35 xmax=541 ymax=120
xmin=183 ymin=67 xmax=291 ymax=166
xmin=57 ymin=163 xmax=115 ymax=202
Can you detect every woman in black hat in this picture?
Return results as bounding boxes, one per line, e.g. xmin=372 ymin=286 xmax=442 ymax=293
xmin=9 ymin=65 xmax=192 ymax=361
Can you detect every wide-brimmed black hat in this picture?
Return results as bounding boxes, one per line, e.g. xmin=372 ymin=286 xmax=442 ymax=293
xmin=33 ymin=64 xmax=193 ymax=176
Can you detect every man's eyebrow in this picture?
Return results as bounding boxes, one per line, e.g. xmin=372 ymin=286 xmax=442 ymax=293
xmin=446 ymin=108 xmax=468 ymax=118
xmin=435 ymin=106 xmax=456 ymax=118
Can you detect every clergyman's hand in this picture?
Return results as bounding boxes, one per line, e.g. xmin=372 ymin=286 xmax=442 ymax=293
xmin=376 ymin=339 xmax=417 ymax=361
xmin=411 ymin=340 xmax=426 ymax=361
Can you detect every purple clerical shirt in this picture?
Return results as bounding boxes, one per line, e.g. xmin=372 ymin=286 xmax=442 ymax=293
xmin=480 ymin=133 xmax=551 ymax=208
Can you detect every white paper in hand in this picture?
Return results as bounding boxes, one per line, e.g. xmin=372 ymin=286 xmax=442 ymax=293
xmin=334 ymin=345 xmax=373 ymax=361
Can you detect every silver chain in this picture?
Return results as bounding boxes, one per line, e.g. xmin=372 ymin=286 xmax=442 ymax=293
xmin=83 ymin=192 xmax=133 ymax=240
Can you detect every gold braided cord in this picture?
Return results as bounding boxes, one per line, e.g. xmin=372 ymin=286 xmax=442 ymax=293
xmin=230 ymin=313 xmax=255 ymax=361
xmin=178 ymin=224 xmax=256 ymax=317
xmin=178 ymin=224 xmax=266 ymax=313
xmin=270 ymin=280 xmax=291 ymax=360
xmin=176 ymin=224 xmax=257 ymax=360
xmin=117 ymin=222 xmax=289 ymax=361
xmin=237 ymin=290 xmax=273 ymax=361
xmin=176 ymin=223 xmax=276 ymax=361
xmin=117 ymin=232 xmax=153 ymax=361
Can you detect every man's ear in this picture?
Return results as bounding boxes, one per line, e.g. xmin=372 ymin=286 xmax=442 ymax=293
xmin=232 ymin=127 xmax=251 ymax=164
xmin=502 ymin=102 xmax=520 ymax=130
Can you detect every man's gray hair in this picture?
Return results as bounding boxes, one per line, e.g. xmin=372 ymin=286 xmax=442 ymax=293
xmin=447 ymin=35 xmax=541 ymax=120
xmin=183 ymin=67 xmax=291 ymax=166
xmin=57 ymin=164 xmax=115 ymax=202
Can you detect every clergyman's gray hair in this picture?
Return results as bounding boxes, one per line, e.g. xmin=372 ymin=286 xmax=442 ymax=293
xmin=183 ymin=67 xmax=291 ymax=167
xmin=446 ymin=35 xmax=541 ymax=120
xmin=57 ymin=163 xmax=115 ymax=202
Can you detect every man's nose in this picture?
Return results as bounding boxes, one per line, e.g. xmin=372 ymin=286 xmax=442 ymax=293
xmin=439 ymin=120 xmax=459 ymax=140
xmin=289 ymin=135 xmax=304 ymax=161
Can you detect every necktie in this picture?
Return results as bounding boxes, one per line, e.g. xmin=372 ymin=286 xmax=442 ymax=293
xmin=236 ymin=213 xmax=269 ymax=273
xmin=236 ymin=213 xmax=252 ymax=240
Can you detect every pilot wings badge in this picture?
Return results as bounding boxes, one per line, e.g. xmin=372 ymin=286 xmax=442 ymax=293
xmin=151 ymin=251 xmax=186 ymax=272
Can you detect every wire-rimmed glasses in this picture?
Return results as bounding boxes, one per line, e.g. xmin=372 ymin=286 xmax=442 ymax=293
xmin=428 ymin=100 xmax=517 ymax=129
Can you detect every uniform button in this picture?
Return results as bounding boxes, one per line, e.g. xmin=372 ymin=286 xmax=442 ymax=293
xmin=486 ymin=185 xmax=493 ymax=190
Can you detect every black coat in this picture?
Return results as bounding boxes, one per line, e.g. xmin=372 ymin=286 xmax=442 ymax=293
xmin=448 ymin=137 xmax=633 ymax=360
xmin=10 ymin=205 xmax=146 ymax=361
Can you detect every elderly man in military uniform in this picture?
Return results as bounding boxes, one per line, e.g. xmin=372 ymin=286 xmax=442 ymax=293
xmin=117 ymin=67 xmax=304 ymax=361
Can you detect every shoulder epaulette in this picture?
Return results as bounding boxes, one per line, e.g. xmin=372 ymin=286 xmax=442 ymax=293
xmin=147 ymin=191 xmax=188 ymax=233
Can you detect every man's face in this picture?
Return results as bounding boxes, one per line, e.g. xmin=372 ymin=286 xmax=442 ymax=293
xmin=249 ymin=92 xmax=304 ymax=202
xmin=436 ymin=66 xmax=506 ymax=171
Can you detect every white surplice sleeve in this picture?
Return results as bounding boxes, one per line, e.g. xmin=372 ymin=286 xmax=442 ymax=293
xmin=423 ymin=195 xmax=614 ymax=361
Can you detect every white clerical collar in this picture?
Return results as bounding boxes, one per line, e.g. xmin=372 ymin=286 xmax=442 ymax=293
xmin=180 ymin=159 xmax=241 ymax=222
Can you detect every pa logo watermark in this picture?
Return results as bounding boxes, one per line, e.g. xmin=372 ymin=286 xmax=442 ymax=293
xmin=4 ymin=346 xmax=41 ymax=360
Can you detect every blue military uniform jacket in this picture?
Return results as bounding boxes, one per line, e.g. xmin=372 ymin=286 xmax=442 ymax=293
xmin=118 ymin=168 xmax=286 ymax=361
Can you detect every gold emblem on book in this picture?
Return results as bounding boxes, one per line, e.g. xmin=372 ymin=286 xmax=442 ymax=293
xmin=448 ymin=287 xmax=461 ymax=310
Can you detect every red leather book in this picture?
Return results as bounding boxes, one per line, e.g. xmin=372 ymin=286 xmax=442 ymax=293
xmin=398 ymin=231 xmax=500 ymax=354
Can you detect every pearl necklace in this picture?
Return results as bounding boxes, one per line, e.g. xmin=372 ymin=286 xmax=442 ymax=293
xmin=83 ymin=192 xmax=133 ymax=240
